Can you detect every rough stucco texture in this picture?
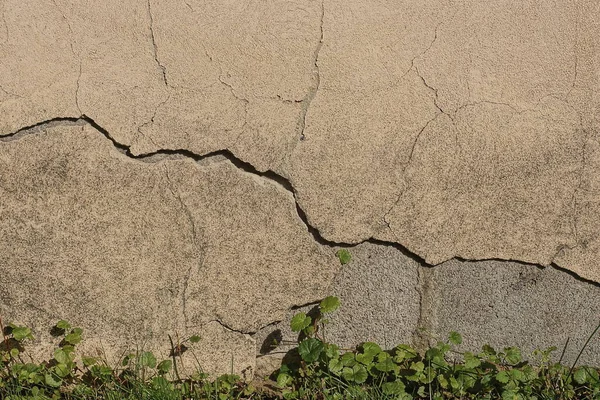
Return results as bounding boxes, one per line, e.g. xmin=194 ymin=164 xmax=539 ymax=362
xmin=1 ymin=0 xmax=600 ymax=376
xmin=0 ymin=122 xmax=335 ymax=375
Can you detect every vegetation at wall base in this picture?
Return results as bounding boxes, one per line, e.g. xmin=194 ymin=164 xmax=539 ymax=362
xmin=1 ymin=298 xmax=599 ymax=400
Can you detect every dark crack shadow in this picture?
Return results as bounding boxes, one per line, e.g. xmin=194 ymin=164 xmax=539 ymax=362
xmin=550 ymin=262 xmax=600 ymax=289
xmin=2 ymin=115 xmax=600 ymax=340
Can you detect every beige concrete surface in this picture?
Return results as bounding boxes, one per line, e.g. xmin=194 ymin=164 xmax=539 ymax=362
xmin=0 ymin=122 xmax=335 ymax=375
xmin=1 ymin=0 xmax=600 ymax=377
xmin=3 ymin=0 xmax=599 ymax=280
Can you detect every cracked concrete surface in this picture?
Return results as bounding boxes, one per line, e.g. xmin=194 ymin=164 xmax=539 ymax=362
xmin=1 ymin=0 xmax=600 ymax=376
xmin=0 ymin=120 xmax=336 ymax=375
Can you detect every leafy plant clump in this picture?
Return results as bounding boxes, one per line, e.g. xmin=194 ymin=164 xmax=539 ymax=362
xmin=0 ymin=317 xmax=255 ymax=399
xmin=1 ymin=298 xmax=600 ymax=399
xmin=274 ymin=297 xmax=600 ymax=400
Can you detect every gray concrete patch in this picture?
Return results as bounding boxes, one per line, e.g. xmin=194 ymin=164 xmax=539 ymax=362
xmin=426 ymin=260 xmax=600 ymax=366
xmin=324 ymin=242 xmax=421 ymax=350
xmin=254 ymin=242 xmax=421 ymax=373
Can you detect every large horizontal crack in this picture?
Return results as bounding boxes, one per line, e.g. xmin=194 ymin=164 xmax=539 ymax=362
xmin=2 ymin=115 xmax=598 ymax=312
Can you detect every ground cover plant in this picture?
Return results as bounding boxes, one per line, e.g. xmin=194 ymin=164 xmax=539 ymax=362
xmin=1 ymin=253 xmax=599 ymax=399
xmin=1 ymin=299 xmax=599 ymax=399
xmin=272 ymin=297 xmax=600 ymax=400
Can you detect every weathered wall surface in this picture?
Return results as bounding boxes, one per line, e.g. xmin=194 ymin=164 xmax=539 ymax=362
xmin=1 ymin=0 xmax=599 ymax=376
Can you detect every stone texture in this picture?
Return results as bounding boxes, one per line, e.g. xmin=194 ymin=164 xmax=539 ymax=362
xmin=0 ymin=121 xmax=336 ymax=375
xmin=427 ymin=260 xmax=600 ymax=366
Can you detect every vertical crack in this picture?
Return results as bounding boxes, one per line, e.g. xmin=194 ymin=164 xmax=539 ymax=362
xmin=50 ymin=0 xmax=81 ymax=115
xmin=297 ymin=0 xmax=324 ymax=141
xmin=75 ymin=61 xmax=82 ymax=115
xmin=147 ymin=0 xmax=168 ymax=87
xmin=164 ymin=165 xmax=202 ymax=327
xmin=394 ymin=18 xmax=443 ymax=86
xmin=136 ymin=92 xmax=171 ymax=149
xmin=383 ymin=17 xmax=447 ymax=232
xmin=413 ymin=265 xmax=434 ymax=351
xmin=217 ymin=75 xmax=249 ymax=145
xmin=567 ymin=10 xmax=580 ymax=99
xmin=382 ymin=114 xmax=441 ymax=232
xmin=414 ymin=66 xmax=446 ymax=116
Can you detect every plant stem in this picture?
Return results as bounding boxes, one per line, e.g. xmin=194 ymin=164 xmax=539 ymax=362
xmin=567 ymin=321 xmax=600 ymax=382
xmin=168 ymin=334 xmax=181 ymax=381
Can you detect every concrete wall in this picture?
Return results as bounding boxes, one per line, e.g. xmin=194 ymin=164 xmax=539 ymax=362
xmin=1 ymin=0 xmax=599 ymax=377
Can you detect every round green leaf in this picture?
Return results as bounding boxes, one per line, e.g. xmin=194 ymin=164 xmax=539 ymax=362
xmin=319 ymin=296 xmax=340 ymax=313
xmin=55 ymin=320 xmax=71 ymax=331
xmin=44 ymin=373 xmax=62 ymax=388
xmin=298 ymin=338 xmax=324 ymax=363
xmin=189 ymin=335 xmax=201 ymax=344
xmin=290 ymin=312 xmax=312 ymax=332
xmin=573 ymin=367 xmax=587 ymax=385
xmin=496 ymin=370 xmax=510 ymax=384
xmin=341 ymin=352 xmax=356 ymax=367
xmin=448 ymin=331 xmax=462 ymax=345
xmin=157 ymin=360 xmax=172 ymax=374
xmin=375 ymin=356 xmax=398 ymax=373
xmin=325 ymin=343 xmax=339 ymax=359
xmin=276 ymin=372 xmax=292 ymax=388
xmin=437 ymin=374 xmax=449 ymax=389
xmin=140 ymin=351 xmax=157 ymax=368
xmin=501 ymin=390 xmax=523 ymax=400
xmin=335 ymin=249 xmax=352 ymax=265
xmin=410 ymin=361 xmax=425 ymax=373
xmin=54 ymin=349 xmax=72 ymax=365
xmin=342 ymin=364 xmax=368 ymax=384
xmin=328 ymin=358 xmax=343 ymax=374
xmin=54 ymin=363 xmax=71 ymax=378
xmin=504 ymin=347 xmax=521 ymax=365
xmin=12 ymin=326 xmax=32 ymax=341
xmin=382 ymin=381 xmax=406 ymax=395
xmin=355 ymin=352 xmax=374 ymax=366
xmin=65 ymin=330 xmax=82 ymax=345
xmin=463 ymin=352 xmax=481 ymax=369
xmin=361 ymin=342 xmax=382 ymax=357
